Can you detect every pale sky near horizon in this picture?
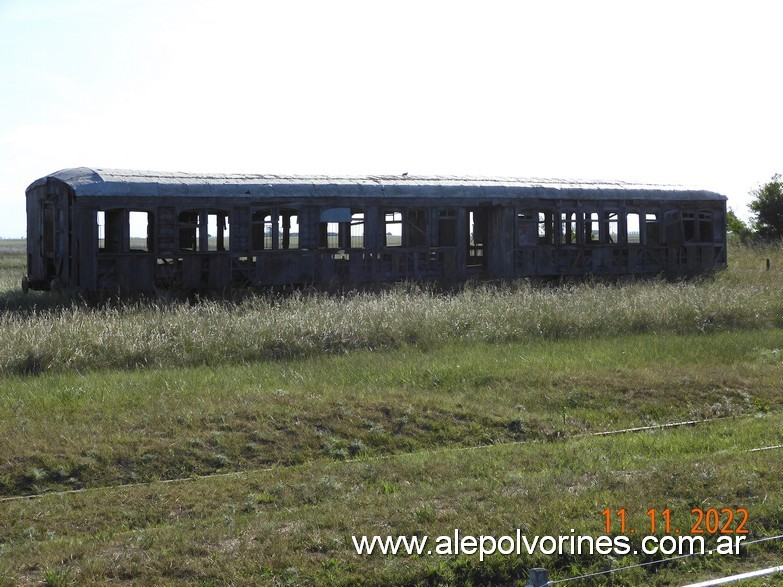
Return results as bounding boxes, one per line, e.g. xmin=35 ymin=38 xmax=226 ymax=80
xmin=1 ymin=0 xmax=781 ymax=238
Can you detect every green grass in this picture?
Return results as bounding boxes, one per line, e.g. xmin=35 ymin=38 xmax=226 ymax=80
xmin=0 ymin=239 xmax=25 ymax=293
xmin=0 ymin=241 xmax=782 ymax=585
xmin=0 ymin=238 xmax=26 ymax=252
xmin=1 ymin=413 xmax=781 ymax=585
xmin=1 ymin=330 xmax=781 ymax=498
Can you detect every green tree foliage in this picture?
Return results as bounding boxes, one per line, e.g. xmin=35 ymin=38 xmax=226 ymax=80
xmin=749 ymin=174 xmax=783 ymax=240
xmin=726 ymin=208 xmax=753 ymax=242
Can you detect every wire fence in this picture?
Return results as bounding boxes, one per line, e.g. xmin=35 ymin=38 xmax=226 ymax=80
xmin=1 ymin=413 xmax=766 ymax=503
xmin=680 ymin=564 xmax=783 ymax=587
xmin=3 ymin=412 xmax=781 ymax=586
xmin=529 ymin=534 xmax=783 ymax=586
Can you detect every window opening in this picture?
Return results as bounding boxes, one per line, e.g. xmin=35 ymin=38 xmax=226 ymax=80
xmin=252 ymin=208 xmax=300 ymax=250
xmin=103 ymin=209 xmax=125 ymax=252
xmin=129 ymin=210 xmax=152 ymax=251
xmin=178 ymin=210 xmax=199 ymax=251
xmin=645 ymin=213 xmax=660 ymax=245
xmin=207 ymin=211 xmax=229 ymax=251
xmin=603 ymin=211 xmax=619 ymax=244
xmin=385 ymin=210 xmax=403 ymax=247
xmin=626 ymin=212 xmax=640 ymax=244
xmin=585 ymin=212 xmax=599 ymax=244
xmin=279 ymin=209 xmax=299 ymax=249
xmin=664 ymin=210 xmax=681 ymax=244
xmin=683 ymin=212 xmax=696 ymax=242
xmin=560 ymin=212 xmax=578 ymax=245
xmin=350 ymin=211 xmax=365 ymax=248
xmin=97 ymin=210 xmax=105 ymax=250
xmin=320 ymin=208 xmax=351 ymax=249
xmin=698 ymin=211 xmax=713 ymax=243
xmin=97 ymin=209 xmax=153 ymax=252
xmin=251 ymin=210 xmax=273 ymax=250
xmin=538 ymin=211 xmax=554 ymax=244
xmin=323 ymin=222 xmax=340 ymax=249
xmin=468 ymin=209 xmax=486 ymax=264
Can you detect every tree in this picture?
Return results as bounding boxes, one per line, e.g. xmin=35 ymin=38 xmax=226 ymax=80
xmin=749 ymin=174 xmax=783 ymax=240
xmin=726 ymin=208 xmax=753 ymax=242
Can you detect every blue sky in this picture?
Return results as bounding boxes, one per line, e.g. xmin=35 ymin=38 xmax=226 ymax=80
xmin=1 ymin=0 xmax=781 ymax=237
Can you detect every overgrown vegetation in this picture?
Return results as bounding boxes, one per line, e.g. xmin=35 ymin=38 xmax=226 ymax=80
xmin=0 ymin=240 xmax=782 ymax=585
xmin=2 ymin=242 xmax=783 ymax=376
xmin=727 ymin=172 xmax=783 ymax=243
xmin=749 ymin=173 xmax=783 ymax=240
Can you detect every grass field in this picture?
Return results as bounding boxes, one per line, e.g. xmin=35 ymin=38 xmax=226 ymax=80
xmin=1 ymin=241 xmax=782 ymax=585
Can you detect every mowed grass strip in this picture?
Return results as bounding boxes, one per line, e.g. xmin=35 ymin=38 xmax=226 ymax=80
xmin=1 ymin=329 xmax=782 ymax=497
xmin=1 ymin=414 xmax=781 ymax=586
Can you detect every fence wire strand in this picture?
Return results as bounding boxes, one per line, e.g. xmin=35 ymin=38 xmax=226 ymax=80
xmin=547 ymin=534 xmax=783 ymax=585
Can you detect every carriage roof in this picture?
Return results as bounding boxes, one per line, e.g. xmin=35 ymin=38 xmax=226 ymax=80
xmin=27 ymin=167 xmax=727 ymax=202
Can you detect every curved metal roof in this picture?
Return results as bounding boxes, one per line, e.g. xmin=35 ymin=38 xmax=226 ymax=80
xmin=27 ymin=167 xmax=727 ymax=201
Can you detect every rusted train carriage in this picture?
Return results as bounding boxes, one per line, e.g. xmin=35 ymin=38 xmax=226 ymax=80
xmin=23 ymin=167 xmax=727 ymax=294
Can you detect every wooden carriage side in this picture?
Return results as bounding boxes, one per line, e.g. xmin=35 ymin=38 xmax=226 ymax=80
xmin=23 ymin=168 xmax=727 ymax=295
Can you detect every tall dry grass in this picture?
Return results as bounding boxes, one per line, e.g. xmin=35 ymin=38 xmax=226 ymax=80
xmin=1 ymin=242 xmax=781 ymax=375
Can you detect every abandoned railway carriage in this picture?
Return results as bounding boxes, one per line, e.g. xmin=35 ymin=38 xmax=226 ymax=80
xmin=23 ymin=167 xmax=727 ymax=294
